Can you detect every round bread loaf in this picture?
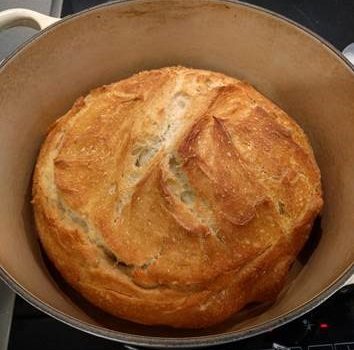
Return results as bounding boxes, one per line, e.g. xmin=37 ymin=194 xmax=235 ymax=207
xmin=32 ymin=67 xmax=323 ymax=328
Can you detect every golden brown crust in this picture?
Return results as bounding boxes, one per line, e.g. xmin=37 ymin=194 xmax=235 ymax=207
xmin=32 ymin=66 xmax=323 ymax=328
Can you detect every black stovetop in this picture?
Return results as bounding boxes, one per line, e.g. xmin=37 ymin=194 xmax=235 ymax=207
xmin=9 ymin=1 xmax=354 ymax=349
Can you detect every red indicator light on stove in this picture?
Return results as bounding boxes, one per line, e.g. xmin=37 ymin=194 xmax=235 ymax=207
xmin=319 ymin=322 xmax=329 ymax=329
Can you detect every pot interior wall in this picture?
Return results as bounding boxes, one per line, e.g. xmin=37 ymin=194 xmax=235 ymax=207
xmin=0 ymin=0 xmax=353 ymax=340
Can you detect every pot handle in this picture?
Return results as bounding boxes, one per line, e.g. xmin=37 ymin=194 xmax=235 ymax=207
xmin=343 ymin=42 xmax=354 ymax=66
xmin=0 ymin=8 xmax=59 ymax=31
xmin=345 ymin=274 xmax=354 ymax=286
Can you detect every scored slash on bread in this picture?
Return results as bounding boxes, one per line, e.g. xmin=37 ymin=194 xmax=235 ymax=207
xmin=32 ymin=66 xmax=323 ymax=328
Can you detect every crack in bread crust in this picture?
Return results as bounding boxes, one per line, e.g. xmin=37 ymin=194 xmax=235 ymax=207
xmin=32 ymin=66 xmax=323 ymax=328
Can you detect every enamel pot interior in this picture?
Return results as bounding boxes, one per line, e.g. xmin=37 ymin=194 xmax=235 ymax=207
xmin=0 ymin=0 xmax=353 ymax=347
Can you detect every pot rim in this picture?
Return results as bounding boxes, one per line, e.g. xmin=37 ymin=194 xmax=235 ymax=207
xmin=0 ymin=0 xmax=353 ymax=347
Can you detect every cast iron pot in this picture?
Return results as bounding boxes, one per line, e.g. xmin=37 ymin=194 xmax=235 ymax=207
xmin=0 ymin=1 xmax=353 ymax=348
